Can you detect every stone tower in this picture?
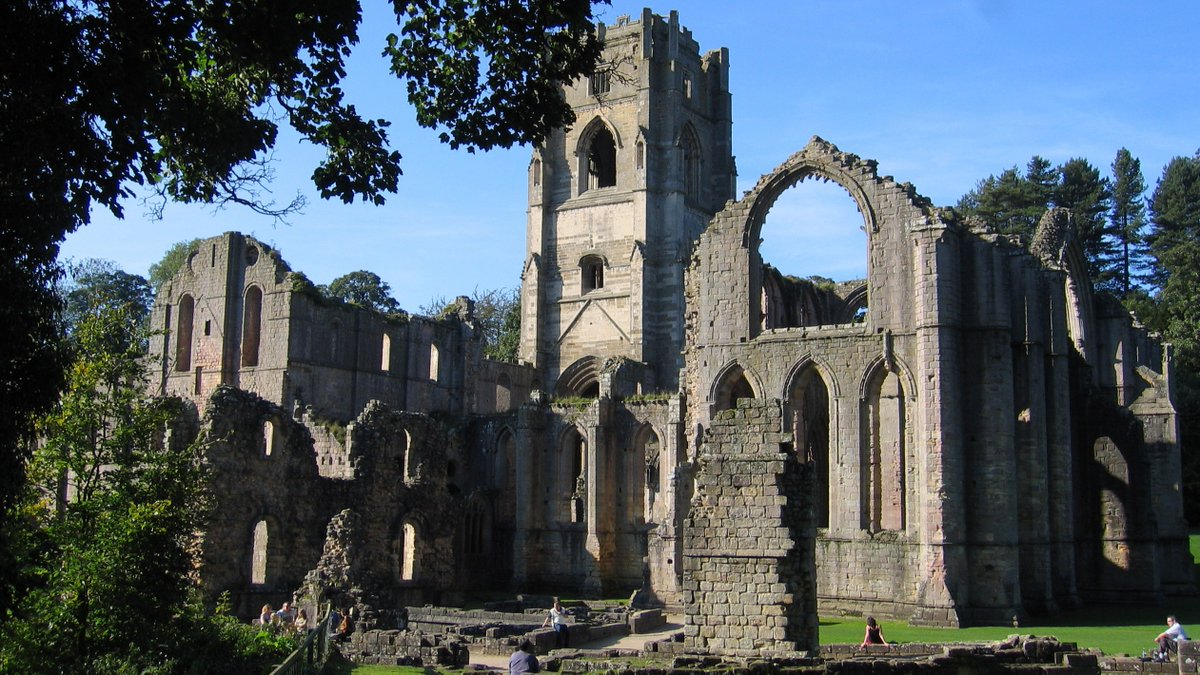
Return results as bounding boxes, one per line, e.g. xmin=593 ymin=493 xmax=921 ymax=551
xmin=520 ymin=9 xmax=734 ymax=397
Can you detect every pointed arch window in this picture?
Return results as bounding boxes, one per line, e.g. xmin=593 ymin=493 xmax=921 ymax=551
xmin=241 ymin=285 xmax=262 ymax=367
xmin=586 ymin=126 xmax=617 ymax=191
xmin=681 ymin=126 xmax=702 ymax=200
xmin=864 ymin=371 xmax=906 ymax=532
xmin=175 ymin=294 xmax=194 ymax=371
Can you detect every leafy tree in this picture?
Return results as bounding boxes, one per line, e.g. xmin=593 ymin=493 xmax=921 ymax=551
xmin=1053 ymin=157 xmax=1113 ymax=289
xmin=323 ymin=270 xmax=402 ymax=314
xmin=148 ymin=239 xmax=202 ymax=289
xmin=0 ymin=303 xmax=208 ymax=673
xmin=0 ymin=0 xmax=606 ymax=555
xmin=61 ymin=258 xmax=153 ymax=335
xmin=421 ymin=286 xmax=521 ymax=362
xmin=1108 ymin=148 xmax=1151 ymax=297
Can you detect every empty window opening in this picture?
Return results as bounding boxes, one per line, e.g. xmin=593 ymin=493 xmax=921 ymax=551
xmin=640 ymin=428 xmax=661 ymax=517
xmin=586 ymin=126 xmax=617 ymax=191
xmin=864 ymin=371 xmax=906 ymax=532
xmin=581 ymin=255 xmax=605 ymax=293
xmin=245 ymin=244 xmax=259 ymax=266
xmin=589 ymin=69 xmax=611 ymax=97
xmin=263 ymin=420 xmax=276 ymax=457
xmin=175 ymin=294 xmax=194 ymax=371
xmin=532 ymin=158 xmax=542 ymax=187
xmin=193 ymin=366 xmax=203 ymax=395
xmin=635 ymin=140 xmax=645 ymax=171
xmin=210 ymin=243 xmax=217 ymax=267
xmin=250 ymin=520 xmax=268 ymax=585
xmin=381 ymin=333 xmax=392 ymax=372
xmin=713 ymin=365 xmax=755 ymax=413
xmin=204 ymin=319 xmax=211 ymax=336
xmin=401 ymin=521 xmax=418 ymax=581
xmin=241 ymin=285 xmax=262 ymax=367
xmin=429 ymin=343 xmax=440 ymax=382
xmin=683 ymin=72 xmax=693 ymax=99
xmin=789 ymin=371 xmax=830 ymax=527
xmin=563 ymin=428 xmax=587 ymax=524
xmin=759 ymin=178 xmax=869 ymax=329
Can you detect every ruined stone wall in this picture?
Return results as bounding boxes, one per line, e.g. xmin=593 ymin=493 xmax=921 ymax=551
xmin=683 ymin=398 xmax=816 ymax=653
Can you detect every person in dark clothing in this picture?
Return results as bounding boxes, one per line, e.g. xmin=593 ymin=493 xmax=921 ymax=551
xmin=860 ymin=616 xmax=888 ymax=647
xmin=509 ymin=640 xmax=540 ymax=675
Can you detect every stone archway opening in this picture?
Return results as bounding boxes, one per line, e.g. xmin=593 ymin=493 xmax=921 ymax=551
xmin=758 ymin=177 xmax=869 ymax=329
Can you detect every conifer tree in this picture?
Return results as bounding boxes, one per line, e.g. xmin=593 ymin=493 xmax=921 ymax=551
xmin=1054 ymin=157 xmax=1113 ymax=290
xmin=1108 ymin=148 xmax=1150 ymax=296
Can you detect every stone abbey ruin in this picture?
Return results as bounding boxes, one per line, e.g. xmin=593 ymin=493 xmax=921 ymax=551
xmin=149 ymin=9 xmax=1192 ymax=654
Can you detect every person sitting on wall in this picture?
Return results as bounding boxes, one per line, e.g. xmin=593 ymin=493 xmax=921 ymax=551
xmin=860 ymin=616 xmax=888 ymax=648
xmin=509 ymin=640 xmax=540 ymax=675
xmin=542 ymin=599 xmax=569 ymax=649
xmin=1155 ymin=615 xmax=1189 ymax=660
xmin=258 ymin=604 xmax=273 ymax=627
xmin=294 ymin=608 xmax=309 ymax=633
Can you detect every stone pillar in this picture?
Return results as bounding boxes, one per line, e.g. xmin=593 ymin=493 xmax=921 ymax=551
xmin=512 ymin=400 xmax=545 ymax=585
xmin=1044 ymin=271 xmax=1080 ymax=607
xmin=908 ymin=223 xmax=965 ymax=626
xmin=682 ymin=399 xmax=816 ymax=653
xmin=1014 ymin=264 xmax=1056 ymax=615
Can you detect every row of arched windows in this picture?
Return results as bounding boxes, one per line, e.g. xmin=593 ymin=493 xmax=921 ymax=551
xmin=575 ymin=120 xmax=703 ymax=200
xmin=174 ymin=286 xmax=263 ymax=372
xmin=714 ymin=362 xmax=909 ymax=533
xmin=249 ymin=517 xmax=423 ymax=586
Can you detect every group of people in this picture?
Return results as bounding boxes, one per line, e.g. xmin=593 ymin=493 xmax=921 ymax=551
xmin=255 ymin=601 xmax=362 ymax=641
xmin=257 ymin=602 xmax=309 ymax=633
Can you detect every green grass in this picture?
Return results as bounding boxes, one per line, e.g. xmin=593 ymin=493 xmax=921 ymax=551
xmin=818 ymin=604 xmax=1172 ymax=658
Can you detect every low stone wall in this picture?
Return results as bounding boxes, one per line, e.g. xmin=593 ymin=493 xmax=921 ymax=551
xmin=630 ymin=608 xmax=666 ymax=633
xmin=339 ymin=629 xmax=469 ymax=667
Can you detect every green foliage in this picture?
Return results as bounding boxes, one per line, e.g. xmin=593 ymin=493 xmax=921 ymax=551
xmin=422 ymin=287 xmax=521 ymax=362
xmin=1147 ymin=151 xmax=1200 ymax=524
xmin=0 ymin=0 xmax=604 ymax=575
xmin=0 ymin=304 xmax=208 ymax=673
xmin=60 ymin=258 xmax=153 ymax=337
xmin=386 ymin=0 xmax=607 ymax=151
xmin=622 ymin=392 xmax=674 ymax=404
xmin=322 ymin=270 xmax=403 ymax=314
xmin=1054 ymin=157 xmax=1113 ymax=287
xmin=1109 ymin=148 xmax=1151 ymax=296
xmin=148 ymin=239 xmax=202 ymax=289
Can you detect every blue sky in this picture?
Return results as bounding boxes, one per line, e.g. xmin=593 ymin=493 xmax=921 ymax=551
xmin=61 ymin=1 xmax=1200 ymax=310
